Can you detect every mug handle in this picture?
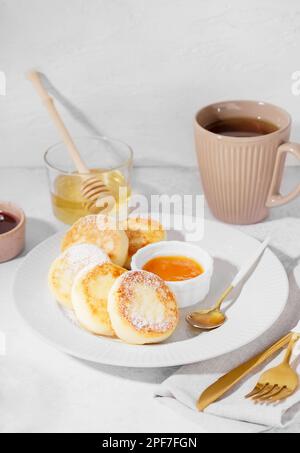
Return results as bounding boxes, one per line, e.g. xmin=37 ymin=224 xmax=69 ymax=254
xmin=266 ymin=142 xmax=300 ymax=208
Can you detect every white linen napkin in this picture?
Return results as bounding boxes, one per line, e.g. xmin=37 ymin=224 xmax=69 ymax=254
xmin=155 ymin=218 xmax=300 ymax=433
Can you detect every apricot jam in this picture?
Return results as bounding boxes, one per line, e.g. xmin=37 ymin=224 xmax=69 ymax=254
xmin=143 ymin=255 xmax=204 ymax=282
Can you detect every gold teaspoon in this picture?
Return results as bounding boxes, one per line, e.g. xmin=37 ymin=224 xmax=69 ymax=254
xmin=186 ymin=237 xmax=270 ymax=330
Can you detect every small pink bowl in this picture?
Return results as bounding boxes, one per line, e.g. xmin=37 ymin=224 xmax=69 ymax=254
xmin=0 ymin=202 xmax=26 ymax=263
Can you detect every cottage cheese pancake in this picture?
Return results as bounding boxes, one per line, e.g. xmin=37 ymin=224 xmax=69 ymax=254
xmin=108 ymin=270 xmax=179 ymax=344
xmin=48 ymin=243 xmax=109 ymax=308
xmin=61 ymin=214 xmax=129 ymax=267
xmin=123 ymin=217 xmax=166 ymax=269
xmin=72 ymin=262 xmax=127 ymax=336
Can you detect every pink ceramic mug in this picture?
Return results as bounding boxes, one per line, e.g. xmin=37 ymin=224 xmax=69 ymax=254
xmin=194 ymin=100 xmax=300 ymax=224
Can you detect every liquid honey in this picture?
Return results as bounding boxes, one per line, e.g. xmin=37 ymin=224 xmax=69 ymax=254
xmin=51 ymin=169 xmax=131 ymax=224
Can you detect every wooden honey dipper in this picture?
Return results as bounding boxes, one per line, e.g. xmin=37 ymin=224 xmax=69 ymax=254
xmin=27 ymin=70 xmax=115 ymax=213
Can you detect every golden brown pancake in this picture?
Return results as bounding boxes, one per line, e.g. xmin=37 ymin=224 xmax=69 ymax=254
xmin=48 ymin=243 xmax=109 ymax=308
xmin=123 ymin=217 xmax=166 ymax=269
xmin=61 ymin=214 xmax=128 ymax=267
xmin=72 ymin=262 xmax=127 ymax=336
xmin=108 ymin=270 xmax=179 ymax=344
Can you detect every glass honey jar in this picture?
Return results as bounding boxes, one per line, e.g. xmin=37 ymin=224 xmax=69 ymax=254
xmin=44 ymin=136 xmax=133 ymax=225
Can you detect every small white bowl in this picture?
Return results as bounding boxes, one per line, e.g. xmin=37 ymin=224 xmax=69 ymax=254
xmin=131 ymin=241 xmax=214 ymax=308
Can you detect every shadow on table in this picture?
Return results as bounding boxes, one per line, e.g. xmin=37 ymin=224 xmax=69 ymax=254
xmin=21 ymin=217 xmax=57 ymax=256
xmin=73 ymin=357 xmax=178 ymax=384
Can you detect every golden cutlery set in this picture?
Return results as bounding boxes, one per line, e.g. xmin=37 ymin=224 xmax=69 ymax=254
xmin=188 ymin=238 xmax=300 ymax=412
xmin=197 ymin=331 xmax=300 ymax=411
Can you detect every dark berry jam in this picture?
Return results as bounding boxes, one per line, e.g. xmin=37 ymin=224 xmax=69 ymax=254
xmin=0 ymin=211 xmax=18 ymax=234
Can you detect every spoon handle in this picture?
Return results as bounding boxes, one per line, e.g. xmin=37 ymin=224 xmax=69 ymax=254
xmin=27 ymin=70 xmax=89 ymax=174
xmin=231 ymin=236 xmax=270 ymax=288
xmin=282 ymin=333 xmax=300 ymax=365
xmin=214 ymin=285 xmax=234 ymax=310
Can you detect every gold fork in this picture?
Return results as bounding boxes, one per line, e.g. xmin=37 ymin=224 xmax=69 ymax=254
xmin=245 ymin=333 xmax=300 ymax=404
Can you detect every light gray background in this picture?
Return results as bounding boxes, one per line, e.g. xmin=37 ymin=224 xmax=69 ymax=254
xmin=1 ymin=0 xmax=300 ymax=167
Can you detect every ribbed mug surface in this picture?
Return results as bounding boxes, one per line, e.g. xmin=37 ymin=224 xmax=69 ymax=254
xmin=194 ymin=101 xmax=291 ymax=224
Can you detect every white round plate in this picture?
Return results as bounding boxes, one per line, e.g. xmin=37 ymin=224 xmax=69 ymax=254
xmin=14 ymin=217 xmax=289 ymax=367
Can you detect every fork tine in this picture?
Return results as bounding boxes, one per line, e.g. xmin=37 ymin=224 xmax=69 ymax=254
xmin=264 ymin=387 xmax=291 ymax=404
xmin=251 ymin=384 xmax=276 ymax=400
xmin=256 ymin=385 xmax=282 ymax=401
xmin=245 ymin=383 xmax=265 ymax=399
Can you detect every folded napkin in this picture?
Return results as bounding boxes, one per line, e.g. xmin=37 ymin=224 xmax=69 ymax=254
xmin=155 ymin=218 xmax=300 ymax=433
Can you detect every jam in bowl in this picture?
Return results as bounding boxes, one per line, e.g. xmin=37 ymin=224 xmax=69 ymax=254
xmin=131 ymin=241 xmax=213 ymax=308
xmin=0 ymin=202 xmax=26 ymax=263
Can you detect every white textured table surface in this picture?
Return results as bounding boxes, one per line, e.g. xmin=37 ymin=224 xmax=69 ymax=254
xmin=0 ymin=166 xmax=299 ymax=433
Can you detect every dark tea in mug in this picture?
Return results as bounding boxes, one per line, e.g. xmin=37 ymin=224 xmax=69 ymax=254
xmin=194 ymin=100 xmax=300 ymax=224
xmin=205 ymin=117 xmax=278 ymax=137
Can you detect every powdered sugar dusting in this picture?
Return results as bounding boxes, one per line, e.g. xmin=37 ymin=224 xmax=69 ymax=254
xmin=62 ymin=243 xmax=109 ymax=275
xmin=74 ymin=215 xmax=97 ymax=227
xmin=120 ymin=270 xmax=163 ymax=290
xmin=75 ymin=214 xmax=120 ymax=232
xmin=117 ymin=270 xmax=178 ymax=332
xmin=130 ymin=317 xmax=172 ymax=332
